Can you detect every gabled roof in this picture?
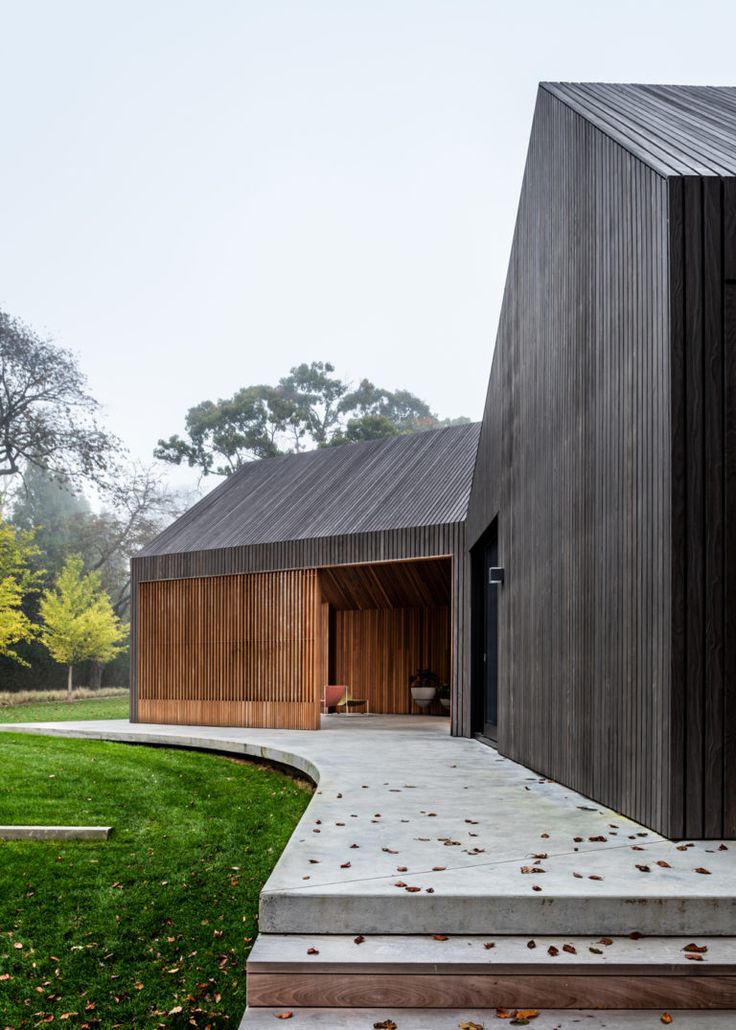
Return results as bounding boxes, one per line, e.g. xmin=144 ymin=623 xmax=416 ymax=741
xmin=141 ymin=422 xmax=480 ymax=556
xmin=543 ymin=82 xmax=736 ymax=177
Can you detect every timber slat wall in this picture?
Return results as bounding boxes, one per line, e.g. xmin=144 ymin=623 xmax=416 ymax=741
xmin=334 ymin=606 xmax=450 ymax=714
xmin=466 ymin=83 xmax=736 ymax=838
xmin=466 ymin=87 xmax=673 ymax=834
xmin=137 ymin=570 xmax=321 ymax=730
xmin=132 ymin=523 xmax=468 ymax=732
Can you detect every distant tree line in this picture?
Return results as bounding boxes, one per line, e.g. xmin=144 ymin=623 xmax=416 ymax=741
xmin=155 ymin=361 xmax=470 ymax=477
xmin=0 ymin=310 xmax=469 ymax=690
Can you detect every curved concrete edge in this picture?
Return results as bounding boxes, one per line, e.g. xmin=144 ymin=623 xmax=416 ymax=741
xmin=0 ymin=722 xmax=323 ymax=787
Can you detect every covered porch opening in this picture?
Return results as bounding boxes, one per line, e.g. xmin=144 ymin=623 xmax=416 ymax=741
xmin=318 ymin=557 xmax=452 ymax=718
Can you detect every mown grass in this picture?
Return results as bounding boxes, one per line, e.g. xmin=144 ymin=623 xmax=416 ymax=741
xmin=0 ymin=733 xmax=312 ymax=1027
xmin=0 ymin=696 xmax=130 ymax=724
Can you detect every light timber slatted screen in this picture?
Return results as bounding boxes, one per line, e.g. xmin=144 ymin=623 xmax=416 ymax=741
xmin=334 ymin=606 xmax=450 ymax=714
xmin=137 ymin=570 xmax=321 ymax=729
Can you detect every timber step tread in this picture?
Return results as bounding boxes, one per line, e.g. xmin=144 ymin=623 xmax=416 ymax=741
xmin=239 ymin=1007 xmax=736 ymax=1028
xmin=248 ymin=933 xmax=736 ymax=975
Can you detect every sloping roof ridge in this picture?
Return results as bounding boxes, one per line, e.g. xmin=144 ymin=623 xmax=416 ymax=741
xmin=540 ymin=81 xmax=736 ymax=178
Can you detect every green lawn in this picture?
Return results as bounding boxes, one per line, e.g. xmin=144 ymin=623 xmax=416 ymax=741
xmin=0 ymin=696 xmax=130 ymax=724
xmin=0 ymin=733 xmax=312 ymax=1027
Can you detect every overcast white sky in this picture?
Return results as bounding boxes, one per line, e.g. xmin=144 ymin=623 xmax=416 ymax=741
xmin=2 ymin=0 xmax=735 ymax=491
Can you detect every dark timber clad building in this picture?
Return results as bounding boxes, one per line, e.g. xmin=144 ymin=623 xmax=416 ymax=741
xmin=133 ymin=83 xmax=736 ymax=839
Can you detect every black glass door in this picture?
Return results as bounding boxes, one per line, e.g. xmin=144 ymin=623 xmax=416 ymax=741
xmin=482 ymin=520 xmax=498 ymax=739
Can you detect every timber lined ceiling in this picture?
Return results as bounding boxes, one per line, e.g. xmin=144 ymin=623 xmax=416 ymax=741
xmin=319 ymin=558 xmax=451 ymax=610
xmin=543 ymin=83 xmax=736 ymax=177
xmin=141 ymin=423 xmax=480 ymax=557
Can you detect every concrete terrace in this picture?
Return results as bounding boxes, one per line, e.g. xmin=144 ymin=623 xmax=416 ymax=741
xmin=3 ymin=714 xmax=736 ymax=1024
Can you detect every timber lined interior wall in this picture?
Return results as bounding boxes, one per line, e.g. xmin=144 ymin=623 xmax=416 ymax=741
xmin=137 ymin=569 xmax=322 ymax=729
xmin=319 ymin=558 xmax=452 ymax=715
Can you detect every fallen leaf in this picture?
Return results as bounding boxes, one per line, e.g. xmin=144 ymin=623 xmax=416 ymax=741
xmin=599 ymin=937 xmax=614 ymax=945
xmin=685 ymin=953 xmax=703 ymax=961
xmin=531 ymin=884 xmax=543 ymax=891
xmin=168 ymin=1007 xmax=183 ymax=1016
xmin=354 ymin=935 xmax=365 ymax=944
xmin=373 ymin=1022 xmax=397 ymax=1029
xmin=562 ymin=944 xmax=577 ymax=954
xmin=548 ymin=945 xmax=559 ymax=956
xmin=526 ymin=940 xmax=536 ymax=949
xmin=397 ymin=866 xmax=408 ymax=872
xmin=589 ymin=874 xmax=603 ymax=881
xmin=405 ymin=886 xmax=421 ymax=892
xmin=589 ymin=946 xmax=603 ymax=954
xmin=432 ymin=866 xmax=446 ymax=871
xmin=484 ymin=942 xmax=496 ymax=949
xmin=683 ymin=943 xmax=708 ymax=953
xmin=661 ymin=1016 xmax=672 ymax=1025
xmin=340 ymin=862 xmax=351 ymax=869
xmin=459 ymin=1022 xmax=484 ymax=1030
xmin=516 ymin=1013 xmax=540 ymax=1021
xmin=307 ymin=947 xmax=319 ymax=955
xmin=433 ymin=934 xmax=449 ymax=941
xmin=656 ymin=860 xmax=672 ymax=868
xmin=636 ymin=865 xmax=651 ymax=873
xmin=694 ymin=867 xmax=711 ymax=875
xmin=394 ymin=881 xmax=407 ymax=888
xmin=520 ymin=866 xmax=545 ymax=874
xmin=532 ymin=853 xmax=548 ymax=860
xmin=629 ymin=932 xmax=643 ymax=940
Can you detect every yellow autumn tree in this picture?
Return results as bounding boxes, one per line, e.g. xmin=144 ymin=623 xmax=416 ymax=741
xmin=39 ymin=555 xmax=127 ymax=695
xmin=0 ymin=518 xmax=43 ymax=664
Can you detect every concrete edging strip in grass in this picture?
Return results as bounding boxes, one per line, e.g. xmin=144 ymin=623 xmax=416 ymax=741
xmin=0 ymin=825 xmax=112 ymax=841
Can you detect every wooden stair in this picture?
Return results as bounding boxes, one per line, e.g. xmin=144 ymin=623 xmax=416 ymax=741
xmin=245 ymin=933 xmax=736 ymax=1012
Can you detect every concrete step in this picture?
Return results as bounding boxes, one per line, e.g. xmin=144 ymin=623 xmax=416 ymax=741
xmin=240 ymin=1007 xmax=736 ymax=1028
xmin=246 ymin=934 xmax=736 ymax=1010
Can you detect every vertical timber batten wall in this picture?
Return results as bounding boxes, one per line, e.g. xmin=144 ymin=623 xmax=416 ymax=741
xmin=466 ymin=84 xmax=736 ymax=838
xmin=466 ymin=88 xmax=674 ymax=834
xmin=131 ymin=523 xmax=467 ymax=733
xmin=137 ymin=570 xmax=322 ymax=730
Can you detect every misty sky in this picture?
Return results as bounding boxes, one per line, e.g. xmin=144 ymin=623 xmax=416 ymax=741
xmin=2 ymin=0 xmax=735 ymax=491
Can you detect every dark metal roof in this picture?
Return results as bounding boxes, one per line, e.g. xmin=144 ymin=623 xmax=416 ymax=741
xmin=141 ymin=423 xmax=480 ymax=556
xmin=543 ymin=82 xmax=736 ymax=177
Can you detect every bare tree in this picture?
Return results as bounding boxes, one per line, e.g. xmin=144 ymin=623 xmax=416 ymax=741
xmin=0 ymin=310 xmax=120 ymax=487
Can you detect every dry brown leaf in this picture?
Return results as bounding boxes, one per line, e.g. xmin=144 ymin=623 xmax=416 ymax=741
xmin=274 ymin=1014 xmax=294 ymax=1021
xmin=589 ymin=946 xmax=603 ymax=954
xmin=433 ymin=934 xmax=449 ymax=941
xmin=599 ymin=937 xmax=614 ymax=945
xmin=531 ymin=884 xmax=543 ymax=892
xmin=459 ymin=1022 xmax=484 ymax=1030
xmin=484 ymin=942 xmax=496 ymax=949
xmin=562 ymin=944 xmax=577 ymax=954
xmin=635 ymin=865 xmax=651 ymax=873
xmin=661 ymin=1016 xmax=672 ymax=1025
xmin=354 ymin=935 xmax=365 ymax=944
xmin=307 ymin=947 xmax=319 ymax=955
xmin=373 ymin=1022 xmax=397 ymax=1029
xmin=527 ymin=940 xmax=536 ymax=948
xmin=432 ymin=866 xmax=446 ymax=871
xmin=685 ymin=953 xmax=703 ymax=961
xmin=340 ymin=862 xmax=351 ymax=869
xmin=589 ymin=874 xmax=603 ymax=881
xmin=683 ymin=943 xmax=708 ymax=953
xmin=405 ymin=886 xmax=421 ymax=893
xmin=520 ymin=866 xmax=545 ymax=874
xmin=694 ymin=867 xmax=711 ymax=874
xmin=548 ymin=945 xmax=559 ymax=956
xmin=515 ymin=1013 xmax=540 ymax=1021
xmin=394 ymin=881 xmax=407 ymax=888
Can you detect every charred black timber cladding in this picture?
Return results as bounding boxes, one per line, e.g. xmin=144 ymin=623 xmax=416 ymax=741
xmin=466 ymin=83 xmax=736 ymax=838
